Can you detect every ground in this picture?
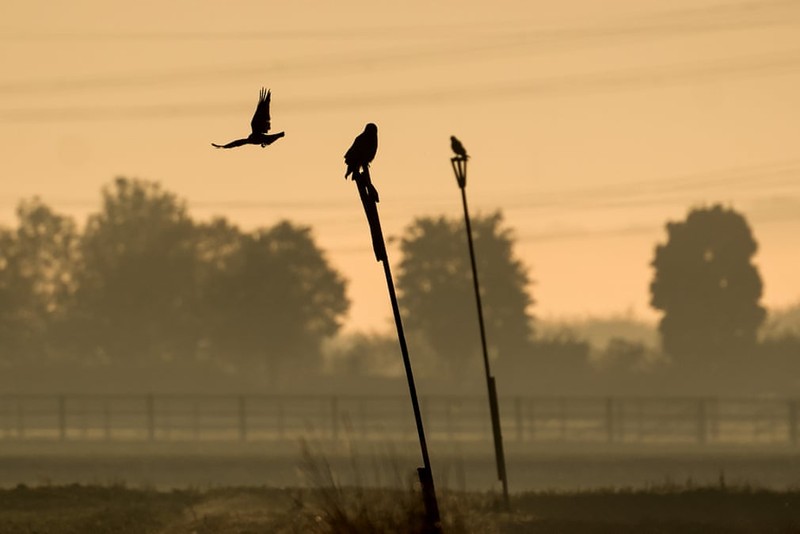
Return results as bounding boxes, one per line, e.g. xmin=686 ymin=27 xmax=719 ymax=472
xmin=1 ymin=483 xmax=799 ymax=533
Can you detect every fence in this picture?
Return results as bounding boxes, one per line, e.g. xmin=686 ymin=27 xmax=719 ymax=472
xmin=0 ymin=394 xmax=797 ymax=447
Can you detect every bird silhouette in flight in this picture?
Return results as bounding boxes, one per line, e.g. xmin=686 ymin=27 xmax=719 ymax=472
xmin=450 ymin=135 xmax=468 ymax=159
xmin=212 ymin=88 xmax=285 ymax=149
xmin=344 ymin=123 xmax=378 ymax=179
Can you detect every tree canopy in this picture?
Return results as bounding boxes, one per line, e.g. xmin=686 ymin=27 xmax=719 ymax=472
xmin=396 ymin=212 xmax=533 ymax=377
xmin=0 ymin=178 xmax=350 ymax=378
xmin=0 ymin=199 xmax=79 ymax=363
xmin=650 ymin=204 xmax=766 ymax=363
xmin=71 ymin=178 xmax=198 ymax=363
xmin=198 ymin=219 xmax=348 ymax=376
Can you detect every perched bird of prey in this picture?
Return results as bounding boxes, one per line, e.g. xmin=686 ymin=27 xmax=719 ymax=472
xmin=344 ymin=123 xmax=378 ymax=178
xmin=212 ymin=88 xmax=285 ymax=149
xmin=450 ymin=135 xmax=468 ymax=159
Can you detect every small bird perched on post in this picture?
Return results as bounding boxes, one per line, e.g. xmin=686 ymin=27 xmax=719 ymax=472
xmin=344 ymin=123 xmax=378 ymax=178
xmin=344 ymin=123 xmax=379 ymax=201
xmin=212 ymin=88 xmax=285 ymax=149
xmin=344 ymin=123 xmax=383 ymax=260
xmin=450 ymin=135 xmax=469 ymax=160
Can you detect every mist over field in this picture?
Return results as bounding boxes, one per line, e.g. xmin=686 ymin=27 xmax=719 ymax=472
xmin=2 ymin=0 xmax=800 ymax=531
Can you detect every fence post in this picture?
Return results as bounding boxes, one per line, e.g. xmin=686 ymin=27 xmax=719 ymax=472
xmin=605 ymin=397 xmax=615 ymax=443
xmin=58 ymin=395 xmax=67 ymax=441
xmin=238 ymin=396 xmax=247 ymax=442
xmin=146 ymin=394 xmax=155 ymax=441
xmin=331 ymin=396 xmax=339 ymax=441
xmin=709 ymin=398 xmax=719 ymax=442
xmin=16 ymin=398 xmax=24 ymax=439
xmin=103 ymin=400 xmax=111 ymax=440
xmin=789 ymin=400 xmax=798 ymax=447
xmin=636 ymin=399 xmax=644 ymax=442
xmin=359 ymin=398 xmax=367 ymax=439
xmin=277 ymin=399 xmax=285 ymax=440
xmin=445 ymin=398 xmax=453 ymax=440
xmin=192 ymin=399 xmax=200 ymax=439
xmin=696 ymin=398 xmax=707 ymax=445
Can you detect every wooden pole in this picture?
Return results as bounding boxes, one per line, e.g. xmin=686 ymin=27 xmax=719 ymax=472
xmin=351 ymin=167 xmax=441 ymax=530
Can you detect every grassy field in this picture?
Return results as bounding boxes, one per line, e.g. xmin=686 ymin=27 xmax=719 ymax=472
xmin=1 ymin=482 xmax=799 ymax=533
xmin=1 ymin=445 xmax=799 ymax=532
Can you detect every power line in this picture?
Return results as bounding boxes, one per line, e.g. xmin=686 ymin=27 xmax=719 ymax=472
xmin=1 ymin=159 xmax=797 ymax=214
xmin=500 ymin=160 xmax=800 ymax=212
xmin=3 ymin=49 xmax=800 ymax=123
xmin=2 ymin=0 xmax=798 ymax=96
xmin=0 ymin=25 xmax=489 ymax=43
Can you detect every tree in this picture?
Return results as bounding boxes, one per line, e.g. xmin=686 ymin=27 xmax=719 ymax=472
xmin=650 ymin=205 xmax=766 ymax=364
xmin=70 ymin=178 xmax=199 ymax=364
xmin=325 ymin=331 xmax=400 ymax=377
xmin=396 ymin=212 xmax=533 ymax=377
xmin=198 ymin=219 xmax=349 ymax=380
xmin=0 ymin=199 xmax=79 ymax=363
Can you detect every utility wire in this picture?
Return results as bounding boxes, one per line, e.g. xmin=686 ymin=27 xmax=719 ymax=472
xmin=1 ymin=160 xmax=796 ymax=244
xmin=2 ymin=0 xmax=799 ymax=96
xmin=3 ymin=49 xmax=800 ymax=123
xmin=4 ymin=159 xmax=797 ymax=214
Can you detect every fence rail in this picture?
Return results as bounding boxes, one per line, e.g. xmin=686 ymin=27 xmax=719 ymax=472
xmin=0 ymin=394 xmax=797 ymax=447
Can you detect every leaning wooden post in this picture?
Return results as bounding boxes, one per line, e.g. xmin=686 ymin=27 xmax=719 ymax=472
xmin=347 ymin=159 xmax=441 ymax=531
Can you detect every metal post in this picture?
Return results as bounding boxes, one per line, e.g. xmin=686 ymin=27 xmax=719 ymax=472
xmin=146 ymin=394 xmax=155 ymax=441
xmin=58 ymin=395 xmax=67 ymax=441
xmin=696 ymin=398 xmax=707 ymax=445
xmin=451 ymin=151 xmax=510 ymax=509
xmin=15 ymin=398 xmax=24 ymax=439
xmin=238 ymin=395 xmax=247 ymax=442
xmin=103 ymin=400 xmax=112 ymax=441
xmin=192 ymin=399 xmax=199 ymax=440
xmin=331 ymin=396 xmax=339 ymax=441
xmin=277 ymin=399 xmax=285 ymax=440
xmin=350 ymin=166 xmax=441 ymax=530
xmin=359 ymin=398 xmax=367 ymax=440
xmin=605 ymin=397 xmax=615 ymax=444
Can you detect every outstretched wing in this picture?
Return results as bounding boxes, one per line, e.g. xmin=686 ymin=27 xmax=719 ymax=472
xmin=250 ymin=88 xmax=271 ymax=134
xmin=212 ymin=138 xmax=250 ymax=149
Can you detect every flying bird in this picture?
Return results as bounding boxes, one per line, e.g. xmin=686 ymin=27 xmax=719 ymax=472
xmin=212 ymin=88 xmax=285 ymax=149
xmin=450 ymin=135 xmax=468 ymax=159
xmin=344 ymin=123 xmax=378 ymax=179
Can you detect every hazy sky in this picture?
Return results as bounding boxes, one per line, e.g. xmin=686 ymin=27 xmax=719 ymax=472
xmin=2 ymin=0 xmax=799 ymax=332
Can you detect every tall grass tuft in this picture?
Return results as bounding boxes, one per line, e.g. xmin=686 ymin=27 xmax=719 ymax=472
xmin=293 ymin=441 xmax=428 ymax=533
xmin=290 ymin=441 xmax=502 ymax=533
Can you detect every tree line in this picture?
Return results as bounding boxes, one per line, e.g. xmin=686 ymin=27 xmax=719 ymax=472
xmin=0 ymin=178 xmax=347 ymax=380
xmin=0 ymin=178 xmax=797 ymax=394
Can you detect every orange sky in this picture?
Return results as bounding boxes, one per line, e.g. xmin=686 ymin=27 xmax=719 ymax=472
xmin=1 ymin=0 xmax=799 ymax=332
